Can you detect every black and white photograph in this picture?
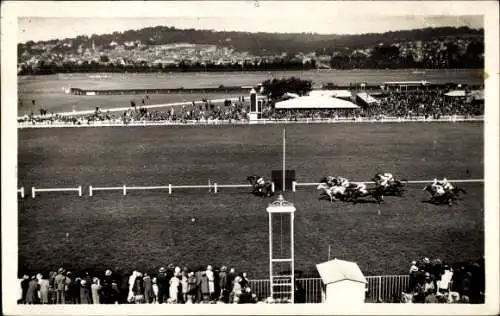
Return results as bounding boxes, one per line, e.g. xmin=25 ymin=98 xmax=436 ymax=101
xmin=2 ymin=1 xmax=499 ymax=315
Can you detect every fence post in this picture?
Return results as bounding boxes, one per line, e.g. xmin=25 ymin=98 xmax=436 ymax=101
xmin=378 ymin=276 xmax=382 ymax=302
xmin=20 ymin=187 xmax=25 ymax=198
xmin=32 ymin=187 xmax=36 ymax=199
xmin=271 ymin=182 xmax=275 ymax=192
xmin=78 ymin=185 xmax=82 ymax=197
xmin=89 ymin=186 xmax=93 ymax=197
xmin=123 ymin=185 xmax=127 ymax=196
xmin=214 ymin=182 xmax=218 ymax=194
xmin=292 ymin=181 xmax=296 ymax=192
xmin=168 ymin=184 xmax=172 ymax=195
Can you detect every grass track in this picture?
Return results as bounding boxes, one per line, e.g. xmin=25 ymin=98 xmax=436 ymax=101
xmin=17 ymin=122 xmax=484 ymax=278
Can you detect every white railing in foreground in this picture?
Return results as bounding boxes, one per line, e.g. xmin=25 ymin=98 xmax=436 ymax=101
xmin=89 ymin=183 xmax=270 ymax=196
xmin=292 ymin=179 xmax=484 ymax=191
xmin=18 ymin=187 xmax=25 ymax=198
xmin=31 ymin=186 xmax=82 ymax=198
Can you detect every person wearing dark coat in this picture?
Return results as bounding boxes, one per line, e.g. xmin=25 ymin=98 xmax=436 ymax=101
xmin=79 ymin=280 xmax=92 ymax=304
xmin=218 ymin=266 xmax=229 ymax=303
xmin=20 ymin=275 xmax=30 ymax=304
xmin=69 ymin=278 xmax=81 ymax=304
xmin=143 ymin=273 xmax=154 ymax=304
xmin=101 ymin=270 xmax=114 ymax=304
xmin=133 ymin=273 xmax=145 ymax=304
xmin=156 ymin=267 xmax=169 ymax=304
xmin=120 ymin=272 xmax=130 ymax=304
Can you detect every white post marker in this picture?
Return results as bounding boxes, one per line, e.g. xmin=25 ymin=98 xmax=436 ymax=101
xmin=168 ymin=184 xmax=172 ymax=195
xmin=271 ymin=182 xmax=275 ymax=193
xmin=78 ymin=185 xmax=82 ymax=197
xmin=283 ymin=129 xmax=286 ymax=192
xmin=214 ymin=182 xmax=218 ymax=194
xmin=292 ymin=181 xmax=296 ymax=192
xmin=20 ymin=187 xmax=25 ymax=198
xmin=32 ymin=186 xmax=36 ymax=199
xmin=123 ymin=185 xmax=127 ymax=196
xmin=89 ymin=185 xmax=93 ymax=197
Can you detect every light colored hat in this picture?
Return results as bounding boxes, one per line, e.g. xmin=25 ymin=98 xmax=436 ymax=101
xmin=410 ymin=266 xmax=419 ymax=273
xmin=423 ymin=257 xmax=430 ymax=264
xmin=207 ymin=265 xmax=213 ymax=271
xmin=411 ymin=261 xmax=417 ymax=265
xmin=159 ymin=267 xmax=166 ymax=273
xmin=425 ymin=272 xmax=431 ymax=277
xmin=220 ymin=266 xmax=227 ymax=272
xmin=105 ymin=269 xmax=112 ymax=276
xmin=81 ymin=280 xmax=87 ymax=286
xmin=174 ymin=266 xmax=181 ymax=274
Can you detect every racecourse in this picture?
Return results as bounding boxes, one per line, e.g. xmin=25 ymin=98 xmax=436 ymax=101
xmin=17 ymin=122 xmax=484 ymax=278
xmin=18 ymin=69 xmax=483 ymax=115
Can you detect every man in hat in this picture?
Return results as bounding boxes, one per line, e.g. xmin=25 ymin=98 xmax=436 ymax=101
xmin=54 ymin=268 xmax=67 ymax=304
xmin=156 ymin=267 xmax=169 ymax=304
xmin=218 ymin=266 xmax=229 ymax=303
xmin=408 ymin=261 xmax=419 ymax=293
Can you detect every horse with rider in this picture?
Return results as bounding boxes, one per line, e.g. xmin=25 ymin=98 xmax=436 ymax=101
xmin=317 ymin=175 xmax=384 ymax=204
xmin=247 ymin=175 xmax=274 ymax=197
xmin=423 ymin=178 xmax=467 ymax=206
xmin=372 ymin=172 xmax=408 ymax=196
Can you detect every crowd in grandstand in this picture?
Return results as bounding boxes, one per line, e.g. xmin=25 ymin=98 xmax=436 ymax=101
xmin=403 ymin=257 xmax=484 ymax=304
xmin=17 ymin=86 xmax=483 ymax=126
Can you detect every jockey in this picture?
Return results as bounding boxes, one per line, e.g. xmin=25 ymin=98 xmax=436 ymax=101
xmin=326 ymin=176 xmax=336 ymax=187
xmin=440 ymin=178 xmax=454 ymax=191
xmin=336 ymin=176 xmax=350 ymax=188
xmin=256 ymin=176 xmax=265 ymax=186
xmin=379 ymin=173 xmax=394 ymax=188
xmin=354 ymin=182 xmax=368 ymax=194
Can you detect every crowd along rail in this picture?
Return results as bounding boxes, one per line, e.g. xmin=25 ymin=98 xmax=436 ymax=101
xmin=292 ymin=179 xmax=484 ymax=192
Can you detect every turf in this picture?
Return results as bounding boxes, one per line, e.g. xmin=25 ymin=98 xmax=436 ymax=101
xmin=17 ymin=122 xmax=484 ymax=278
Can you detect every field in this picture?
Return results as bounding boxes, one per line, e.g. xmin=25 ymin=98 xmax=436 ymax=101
xmin=18 ymin=69 xmax=483 ymax=115
xmin=17 ymin=122 xmax=484 ymax=279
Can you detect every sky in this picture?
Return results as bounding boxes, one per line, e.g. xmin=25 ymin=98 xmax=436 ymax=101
xmin=14 ymin=2 xmax=484 ymax=43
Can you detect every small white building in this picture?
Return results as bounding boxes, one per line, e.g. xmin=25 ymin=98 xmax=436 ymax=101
xmin=316 ymin=258 xmax=367 ymax=305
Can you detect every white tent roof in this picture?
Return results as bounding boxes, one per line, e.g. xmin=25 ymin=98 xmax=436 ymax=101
xmin=283 ymin=92 xmax=300 ymax=99
xmin=316 ymin=259 xmax=367 ymax=285
xmin=445 ymin=90 xmax=467 ymax=97
xmin=275 ymin=96 xmax=359 ymax=109
xmin=309 ymin=90 xmax=352 ymax=99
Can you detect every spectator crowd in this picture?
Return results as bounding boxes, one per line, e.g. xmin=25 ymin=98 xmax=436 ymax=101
xmin=402 ymin=257 xmax=484 ymax=304
xmin=18 ymin=264 xmax=293 ymax=305
xmin=17 ymin=86 xmax=483 ymax=126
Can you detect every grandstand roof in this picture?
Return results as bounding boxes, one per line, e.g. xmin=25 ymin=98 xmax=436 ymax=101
xmin=309 ymin=90 xmax=352 ymax=99
xmin=316 ymin=259 xmax=367 ymax=285
xmin=275 ymin=96 xmax=359 ymax=109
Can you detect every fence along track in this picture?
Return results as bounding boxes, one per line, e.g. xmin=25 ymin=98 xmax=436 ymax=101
xmin=249 ymin=275 xmax=409 ymax=303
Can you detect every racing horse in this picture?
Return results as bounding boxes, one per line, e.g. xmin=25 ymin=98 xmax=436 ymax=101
xmin=247 ymin=175 xmax=274 ymax=197
xmin=372 ymin=174 xmax=408 ymax=197
xmin=423 ymin=185 xmax=464 ymax=206
xmin=346 ymin=184 xmax=385 ymax=204
xmin=316 ymin=182 xmax=348 ymax=202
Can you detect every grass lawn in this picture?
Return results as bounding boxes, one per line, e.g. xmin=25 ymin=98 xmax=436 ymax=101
xmin=17 ymin=122 xmax=484 ymax=278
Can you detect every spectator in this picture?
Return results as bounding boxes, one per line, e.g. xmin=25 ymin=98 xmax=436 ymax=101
xmin=54 ymin=268 xmax=67 ymax=304
xmin=37 ymin=273 xmax=50 ymax=304
xmin=199 ymin=271 xmax=210 ymax=303
xmin=132 ymin=272 xmax=145 ymax=304
xmin=20 ymin=274 xmax=30 ymax=304
xmin=91 ymin=277 xmax=102 ymax=304
xmin=79 ymin=280 xmax=92 ymax=304
xmin=231 ymin=275 xmax=243 ymax=304
xmin=152 ymin=278 xmax=159 ymax=304
xmin=143 ymin=273 xmax=154 ymax=304
xmin=156 ymin=267 xmax=169 ymax=304
xmin=218 ymin=266 xmax=229 ymax=302
xmin=68 ymin=277 xmax=81 ymax=304
xmin=206 ymin=265 xmax=215 ymax=301
xmin=169 ymin=273 xmax=180 ymax=303
xmin=25 ymin=275 xmax=39 ymax=304
xmin=180 ymin=271 xmax=189 ymax=303
xmin=186 ymin=272 xmax=197 ymax=304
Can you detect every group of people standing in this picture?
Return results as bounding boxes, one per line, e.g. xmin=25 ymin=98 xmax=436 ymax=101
xmin=18 ymin=265 xmax=259 ymax=305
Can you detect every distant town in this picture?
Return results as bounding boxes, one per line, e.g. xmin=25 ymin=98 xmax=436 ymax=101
xmin=18 ymin=26 xmax=484 ymax=75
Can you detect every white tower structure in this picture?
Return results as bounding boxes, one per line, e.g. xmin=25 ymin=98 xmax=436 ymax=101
xmin=267 ymin=194 xmax=296 ymax=303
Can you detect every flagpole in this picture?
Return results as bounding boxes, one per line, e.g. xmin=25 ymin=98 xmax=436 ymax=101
xmin=283 ymin=129 xmax=286 ymax=192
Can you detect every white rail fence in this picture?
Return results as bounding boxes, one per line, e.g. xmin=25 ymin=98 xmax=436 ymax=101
xmin=249 ymin=275 xmax=409 ymax=303
xmin=23 ymin=183 xmax=275 ymax=198
xmin=30 ymin=186 xmax=82 ymax=198
xmin=19 ymin=179 xmax=482 ymax=199
xmin=292 ymin=179 xmax=484 ymax=191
